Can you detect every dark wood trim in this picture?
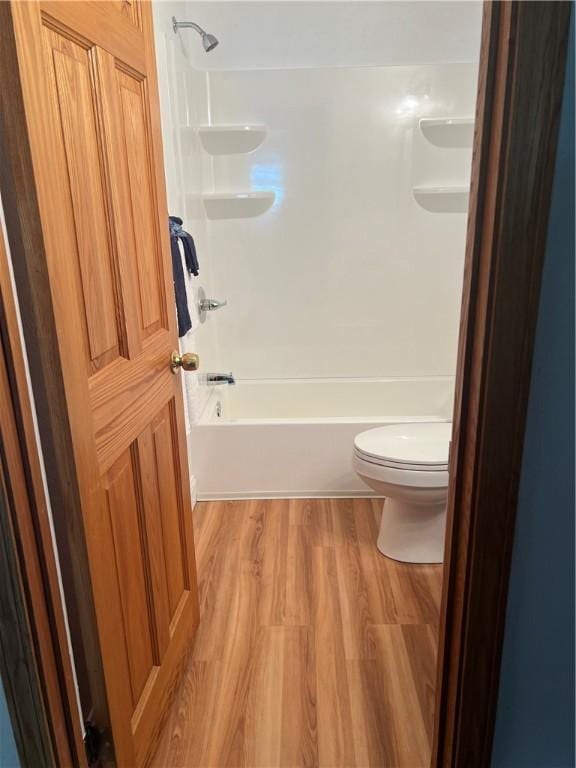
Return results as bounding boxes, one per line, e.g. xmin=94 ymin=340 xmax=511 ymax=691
xmin=0 ymin=452 xmax=54 ymax=768
xmin=0 ymin=232 xmax=85 ymax=764
xmin=433 ymin=2 xmax=572 ymax=766
xmin=0 ymin=1 xmax=112 ymax=754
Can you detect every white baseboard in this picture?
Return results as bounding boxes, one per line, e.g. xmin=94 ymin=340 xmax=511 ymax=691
xmin=197 ymin=489 xmax=383 ymax=501
xmin=189 ymin=474 xmax=198 ymax=508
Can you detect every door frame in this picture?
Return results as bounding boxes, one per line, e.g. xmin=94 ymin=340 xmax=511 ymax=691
xmin=0 ymin=214 xmax=87 ymax=765
xmin=432 ymin=2 xmax=572 ymax=766
xmin=0 ymin=1 xmax=571 ymax=766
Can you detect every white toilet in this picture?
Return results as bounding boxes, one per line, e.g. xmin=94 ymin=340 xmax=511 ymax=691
xmin=353 ymin=422 xmax=452 ymax=564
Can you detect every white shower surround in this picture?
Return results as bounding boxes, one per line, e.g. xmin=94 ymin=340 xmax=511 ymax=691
xmin=206 ymin=61 xmax=478 ymax=380
xmin=153 ymin=1 xmax=481 ymax=498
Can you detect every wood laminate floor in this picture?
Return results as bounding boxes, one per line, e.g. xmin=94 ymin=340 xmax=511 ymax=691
xmin=151 ymin=498 xmax=443 ymax=768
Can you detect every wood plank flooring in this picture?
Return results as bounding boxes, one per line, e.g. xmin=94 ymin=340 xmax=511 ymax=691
xmin=150 ymin=498 xmax=443 ymax=768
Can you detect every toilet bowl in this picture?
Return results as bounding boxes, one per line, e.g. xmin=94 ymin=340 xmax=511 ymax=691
xmin=353 ymin=422 xmax=452 ymax=564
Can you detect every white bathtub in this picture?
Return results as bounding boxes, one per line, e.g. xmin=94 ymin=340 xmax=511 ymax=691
xmin=189 ymin=378 xmax=454 ymax=500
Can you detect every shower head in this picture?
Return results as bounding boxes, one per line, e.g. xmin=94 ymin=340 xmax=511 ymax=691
xmin=172 ymin=17 xmax=219 ymax=52
xmin=202 ymin=32 xmax=219 ymax=52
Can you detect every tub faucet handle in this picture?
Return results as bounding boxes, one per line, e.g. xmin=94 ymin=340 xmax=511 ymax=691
xmin=199 ymin=298 xmax=227 ymax=312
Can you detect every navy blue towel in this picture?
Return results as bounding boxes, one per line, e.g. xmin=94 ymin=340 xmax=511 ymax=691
xmin=169 ymin=216 xmax=199 ymax=276
xmin=169 ymin=216 xmax=199 ymax=337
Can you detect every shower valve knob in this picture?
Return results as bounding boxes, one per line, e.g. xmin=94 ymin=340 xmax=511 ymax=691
xmin=199 ymin=298 xmax=228 ymax=312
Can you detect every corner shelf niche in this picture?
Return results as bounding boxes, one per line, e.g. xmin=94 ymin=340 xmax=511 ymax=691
xmin=419 ymin=117 xmax=475 ymax=148
xmin=413 ymin=186 xmax=469 ymax=213
xmin=202 ymin=191 xmax=276 ymax=220
xmin=198 ymin=125 xmax=267 ymax=155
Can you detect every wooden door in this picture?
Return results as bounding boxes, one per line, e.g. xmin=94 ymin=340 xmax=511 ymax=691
xmin=4 ymin=2 xmax=199 ymax=765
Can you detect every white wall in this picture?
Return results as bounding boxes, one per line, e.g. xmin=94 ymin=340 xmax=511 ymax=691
xmin=153 ymin=1 xmax=221 ymax=427
xmin=181 ymin=1 xmax=482 ymax=71
xmin=208 ymin=61 xmax=478 ymax=380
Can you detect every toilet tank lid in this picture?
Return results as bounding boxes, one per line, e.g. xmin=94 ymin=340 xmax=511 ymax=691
xmin=354 ymin=422 xmax=452 ymax=466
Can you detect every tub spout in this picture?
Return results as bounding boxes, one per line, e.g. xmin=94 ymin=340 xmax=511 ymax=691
xmin=203 ymin=373 xmax=236 ymax=385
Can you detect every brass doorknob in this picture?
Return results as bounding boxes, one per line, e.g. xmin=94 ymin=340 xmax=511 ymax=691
xmin=170 ymin=351 xmax=200 ymax=374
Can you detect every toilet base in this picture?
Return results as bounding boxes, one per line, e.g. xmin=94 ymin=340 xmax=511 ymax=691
xmin=377 ymin=497 xmax=446 ymax=564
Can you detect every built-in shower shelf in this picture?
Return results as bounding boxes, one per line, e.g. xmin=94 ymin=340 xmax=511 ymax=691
xmin=198 ymin=125 xmax=267 ymax=155
xmin=419 ymin=117 xmax=475 ymax=148
xmin=202 ymin=191 xmax=275 ymax=219
xmin=413 ymin=185 xmax=469 ymax=213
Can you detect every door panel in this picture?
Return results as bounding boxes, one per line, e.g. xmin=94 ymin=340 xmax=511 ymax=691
xmin=105 ymin=448 xmax=156 ymax=705
xmin=116 ymin=0 xmax=143 ymax=31
xmin=49 ymin=33 xmax=121 ymax=371
xmin=116 ymin=68 xmax=167 ymax=337
xmin=152 ymin=403 xmax=188 ymax=618
xmin=137 ymin=423 xmax=172 ymax=660
xmin=7 ymin=2 xmax=200 ymax=765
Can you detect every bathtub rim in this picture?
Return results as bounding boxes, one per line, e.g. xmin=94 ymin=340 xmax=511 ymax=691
xmin=194 ymin=375 xmax=456 ymax=424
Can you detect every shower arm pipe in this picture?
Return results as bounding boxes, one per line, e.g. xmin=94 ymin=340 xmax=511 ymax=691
xmin=172 ymin=18 xmax=207 ymax=36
